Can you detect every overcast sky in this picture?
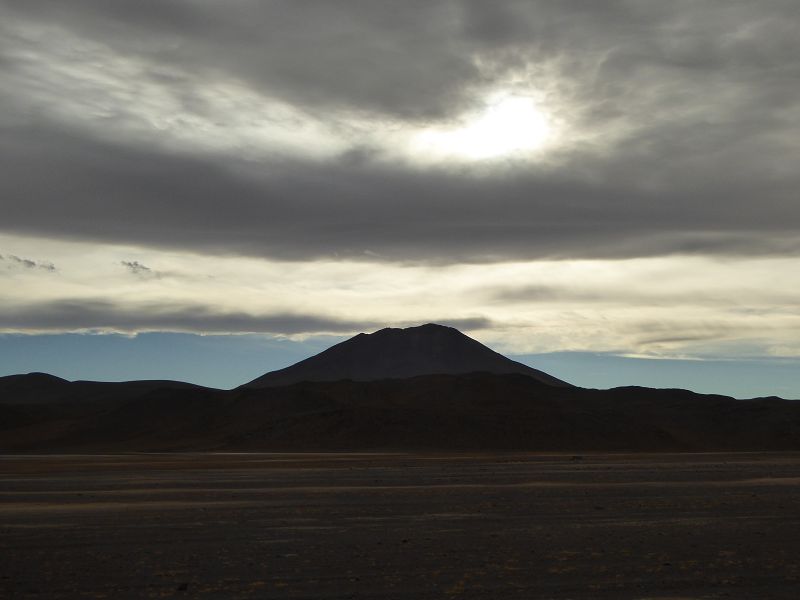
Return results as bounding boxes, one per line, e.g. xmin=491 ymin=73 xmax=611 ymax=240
xmin=1 ymin=1 xmax=799 ymax=395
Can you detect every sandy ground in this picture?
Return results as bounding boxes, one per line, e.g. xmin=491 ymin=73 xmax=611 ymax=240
xmin=1 ymin=452 xmax=799 ymax=599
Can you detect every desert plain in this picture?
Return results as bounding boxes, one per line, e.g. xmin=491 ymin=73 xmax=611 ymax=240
xmin=2 ymin=452 xmax=799 ymax=599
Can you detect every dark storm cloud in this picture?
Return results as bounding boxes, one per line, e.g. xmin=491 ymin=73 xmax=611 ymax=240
xmin=0 ymin=1 xmax=798 ymax=262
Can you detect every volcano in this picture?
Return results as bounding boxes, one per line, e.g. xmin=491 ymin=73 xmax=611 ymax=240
xmin=244 ymin=323 xmax=571 ymax=388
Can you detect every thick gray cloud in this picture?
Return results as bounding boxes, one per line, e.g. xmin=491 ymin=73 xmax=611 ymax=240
xmin=0 ymin=299 xmax=374 ymax=335
xmin=490 ymin=283 xmax=800 ymax=307
xmin=0 ymin=1 xmax=798 ymax=262
xmin=1 ymin=0 xmax=477 ymax=121
xmin=0 ymin=298 xmax=491 ymax=335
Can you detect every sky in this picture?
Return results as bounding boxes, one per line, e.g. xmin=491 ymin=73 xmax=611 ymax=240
xmin=1 ymin=1 xmax=798 ymax=398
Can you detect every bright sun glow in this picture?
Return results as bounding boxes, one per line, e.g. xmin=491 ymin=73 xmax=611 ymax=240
xmin=415 ymin=94 xmax=553 ymax=160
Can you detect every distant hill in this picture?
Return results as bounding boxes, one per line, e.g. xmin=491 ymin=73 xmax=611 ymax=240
xmin=244 ymin=323 xmax=571 ymax=388
xmin=1 ymin=372 xmax=798 ymax=453
xmin=0 ymin=373 xmax=203 ymax=406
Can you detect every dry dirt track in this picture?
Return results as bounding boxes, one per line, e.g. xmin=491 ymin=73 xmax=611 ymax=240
xmin=1 ymin=453 xmax=799 ymax=599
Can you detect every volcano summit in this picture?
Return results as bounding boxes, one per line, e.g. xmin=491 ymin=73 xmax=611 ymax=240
xmin=244 ymin=323 xmax=571 ymax=388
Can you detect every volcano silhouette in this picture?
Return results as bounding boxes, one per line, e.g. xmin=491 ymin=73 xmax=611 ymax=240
xmin=244 ymin=323 xmax=571 ymax=388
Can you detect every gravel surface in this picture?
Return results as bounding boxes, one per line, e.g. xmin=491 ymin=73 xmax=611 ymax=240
xmin=2 ymin=452 xmax=799 ymax=599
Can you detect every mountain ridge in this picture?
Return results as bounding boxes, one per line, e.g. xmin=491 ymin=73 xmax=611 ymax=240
xmin=1 ymin=371 xmax=798 ymax=453
xmin=1 ymin=324 xmax=799 ymax=453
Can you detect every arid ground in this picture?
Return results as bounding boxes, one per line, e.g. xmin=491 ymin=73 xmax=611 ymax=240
xmin=2 ymin=452 xmax=799 ymax=599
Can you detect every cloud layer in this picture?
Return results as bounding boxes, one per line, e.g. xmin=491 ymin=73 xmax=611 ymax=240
xmin=2 ymin=1 xmax=799 ymax=371
xmin=1 ymin=234 xmax=798 ymax=361
xmin=1 ymin=1 xmax=798 ymax=262
xmin=0 ymin=297 xmax=491 ymax=337
xmin=0 ymin=299 xmax=375 ymax=335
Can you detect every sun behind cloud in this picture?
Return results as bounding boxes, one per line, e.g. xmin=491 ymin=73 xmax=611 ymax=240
xmin=414 ymin=92 xmax=554 ymax=161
